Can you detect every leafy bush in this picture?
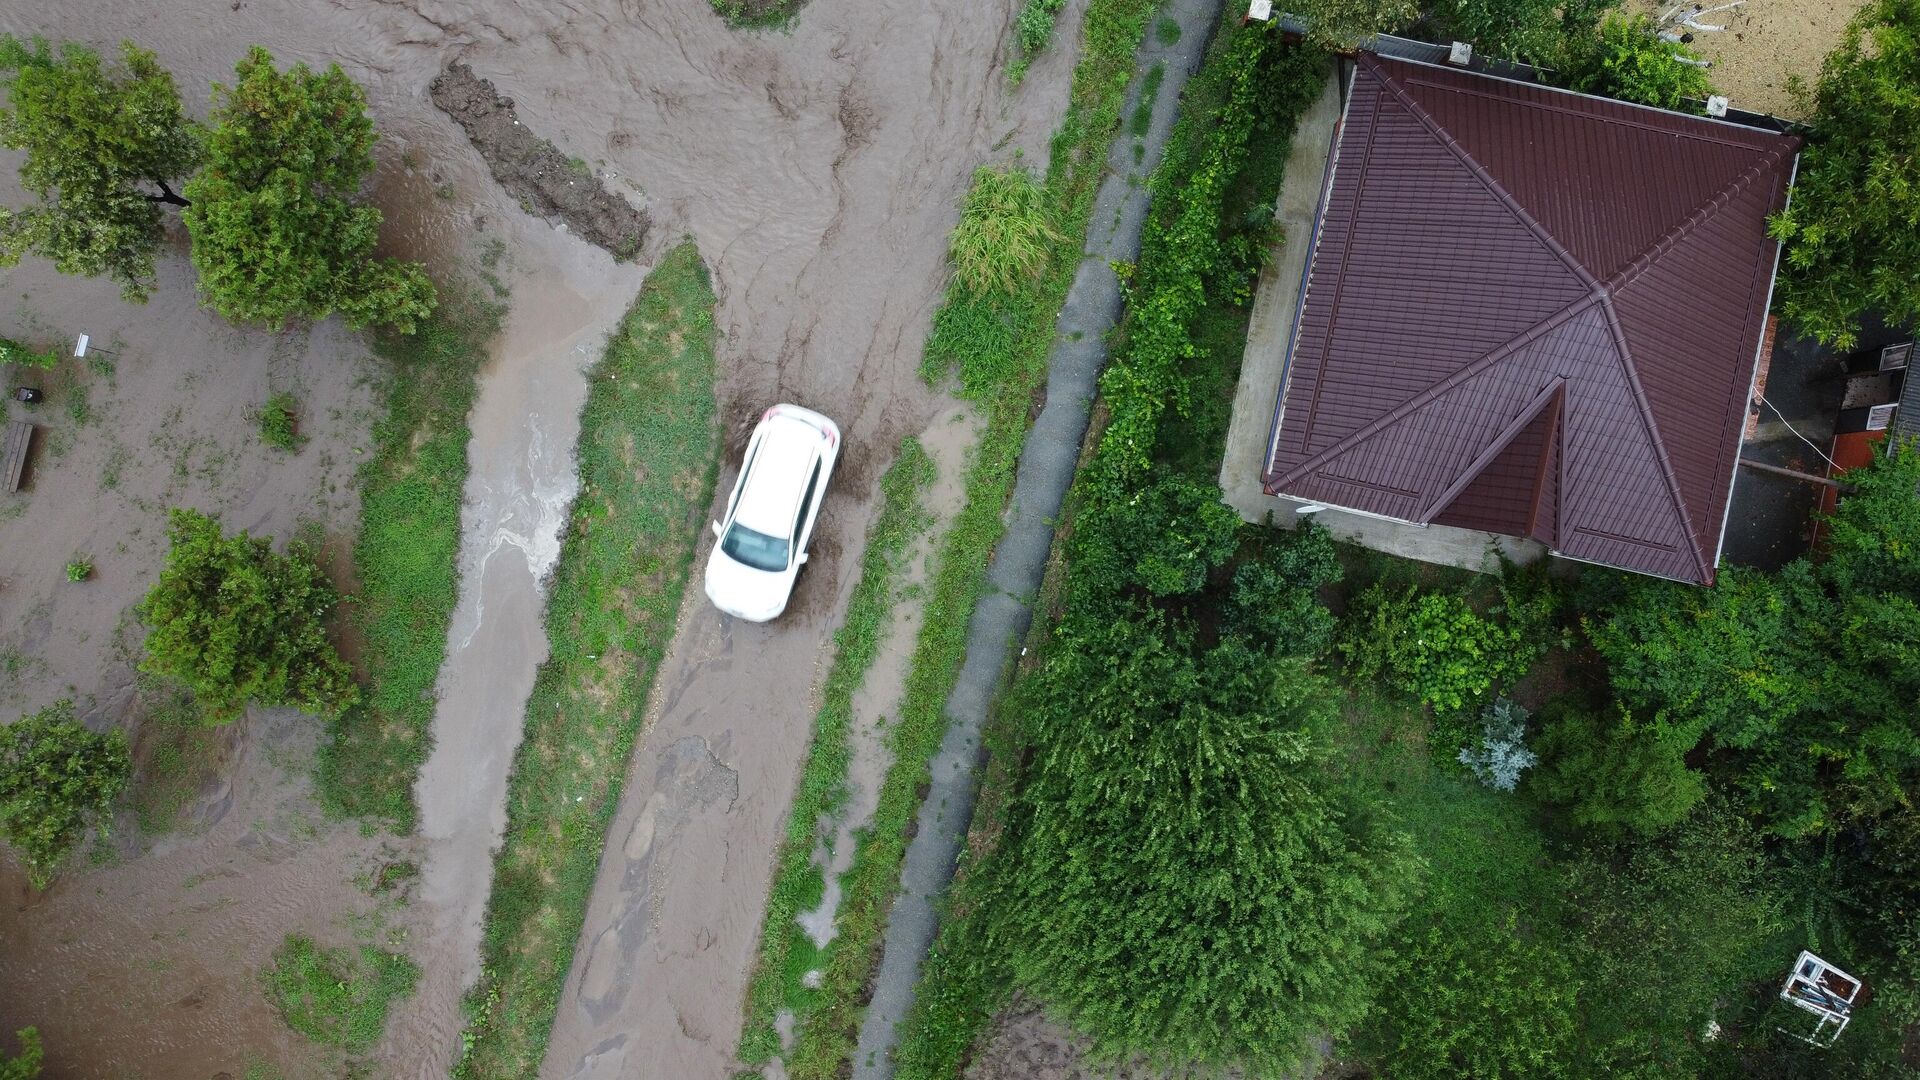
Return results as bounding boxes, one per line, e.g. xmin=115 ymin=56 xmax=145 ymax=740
xmin=140 ymin=508 xmax=357 ymax=724
xmin=1359 ymin=912 xmax=1578 ymax=1079
xmin=1072 ymin=474 xmax=1241 ymax=601
xmin=0 ymin=36 xmax=201 ymax=300
xmin=184 ymin=48 xmax=434 ymax=333
xmin=1531 ymin=697 xmax=1703 ymax=837
xmin=1012 ymin=0 xmax=1069 ymax=81
xmin=1287 ymin=0 xmax=1418 ymax=50
xmin=0 ymin=1028 xmax=40 ymax=1080
xmin=63 ymin=557 xmax=91 ymax=582
xmin=985 ymin=610 xmax=1417 ymax=1073
xmin=258 ymin=391 xmax=300 ymax=451
xmin=264 ymin=934 xmax=418 ymax=1051
xmin=0 ymin=700 xmax=129 ymax=886
xmin=1225 ymin=519 xmax=1341 ymax=656
xmin=1341 ymin=585 xmax=1527 ymax=717
xmin=1458 ymin=697 xmax=1538 ymax=792
xmin=1563 ymin=13 xmax=1714 ymax=108
xmin=1768 ymin=0 xmax=1920 ymax=347
xmin=946 ymin=165 xmax=1059 ymax=298
xmin=0 ymin=337 xmax=58 ymax=369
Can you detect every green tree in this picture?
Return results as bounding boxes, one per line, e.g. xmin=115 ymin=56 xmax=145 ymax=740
xmin=0 ymin=36 xmax=201 ymax=300
xmin=1563 ymin=803 xmax=1784 ymax=1075
xmin=1531 ymin=697 xmax=1705 ymax=837
xmin=985 ymin=609 xmax=1418 ymax=1073
xmin=1424 ymin=0 xmax=1610 ymax=60
xmin=183 ymin=47 xmax=434 ymax=332
xmin=0 ymin=701 xmax=130 ymax=887
xmin=1225 ymin=519 xmax=1341 ymax=657
xmin=0 ymin=1028 xmax=41 ymax=1080
xmin=1288 ymin=0 xmax=1419 ymax=50
xmin=1069 ymin=474 xmax=1241 ymax=604
xmin=1768 ymin=0 xmax=1920 ymax=347
xmin=1360 ymin=912 xmax=1579 ymax=1079
xmin=140 ymin=508 xmax=357 ymax=724
xmin=1563 ymin=13 xmax=1715 ymax=109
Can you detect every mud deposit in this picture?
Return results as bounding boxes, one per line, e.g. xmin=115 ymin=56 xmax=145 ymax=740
xmin=431 ymin=63 xmax=648 ymax=258
xmin=963 ymin=998 xmax=1248 ymax=1080
xmin=0 ymin=0 xmax=1088 ymax=1074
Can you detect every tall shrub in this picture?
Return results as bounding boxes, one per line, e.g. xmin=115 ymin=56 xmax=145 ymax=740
xmin=1768 ymin=0 xmax=1920 ymax=347
xmin=0 ymin=701 xmax=129 ymax=886
xmin=985 ymin=611 xmax=1417 ymax=1073
xmin=141 ymin=508 xmax=357 ymax=724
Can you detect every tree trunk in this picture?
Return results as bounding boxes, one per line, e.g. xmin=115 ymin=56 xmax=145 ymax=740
xmin=144 ymin=180 xmax=190 ymax=208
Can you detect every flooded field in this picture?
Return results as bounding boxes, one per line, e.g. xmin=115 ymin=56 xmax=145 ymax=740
xmin=0 ymin=0 xmax=1082 ymax=1075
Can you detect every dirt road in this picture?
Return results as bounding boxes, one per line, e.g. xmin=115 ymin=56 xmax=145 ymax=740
xmin=2 ymin=0 xmax=1077 ymax=1076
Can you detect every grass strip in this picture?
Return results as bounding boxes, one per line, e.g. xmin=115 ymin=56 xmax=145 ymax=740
xmin=751 ymin=1 xmax=1161 ymax=1076
xmin=317 ymin=291 xmax=503 ymax=827
xmin=454 ymin=241 xmax=720 ymax=1077
xmin=736 ymin=438 xmax=938 ymax=1060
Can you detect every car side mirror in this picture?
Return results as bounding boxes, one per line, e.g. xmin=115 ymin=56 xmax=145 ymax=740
xmin=797 ymin=552 xmax=809 ymax=565
xmin=711 ymin=521 xmax=724 ymax=538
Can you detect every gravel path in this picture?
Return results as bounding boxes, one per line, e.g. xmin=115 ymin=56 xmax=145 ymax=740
xmin=850 ymin=2 xmax=1227 ymax=1075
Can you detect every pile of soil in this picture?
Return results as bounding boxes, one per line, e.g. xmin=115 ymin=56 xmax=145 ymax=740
xmin=429 ymin=63 xmax=648 ymax=259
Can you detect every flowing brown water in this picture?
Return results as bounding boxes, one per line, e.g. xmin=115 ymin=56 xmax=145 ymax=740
xmin=0 ymin=0 xmax=1081 ymax=1074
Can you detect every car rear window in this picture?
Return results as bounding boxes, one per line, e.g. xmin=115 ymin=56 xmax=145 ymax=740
xmin=722 ymin=523 xmax=790 ymax=572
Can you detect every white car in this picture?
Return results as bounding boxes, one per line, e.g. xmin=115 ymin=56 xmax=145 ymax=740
xmin=704 ymin=403 xmax=841 ymax=622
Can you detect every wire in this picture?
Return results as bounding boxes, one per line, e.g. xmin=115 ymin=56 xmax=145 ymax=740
xmin=1756 ymin=393 xmax=1840 ymax=472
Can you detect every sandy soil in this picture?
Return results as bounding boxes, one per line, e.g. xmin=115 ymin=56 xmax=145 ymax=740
xmin=1628 ymin=0 xmax=1869 ymax=118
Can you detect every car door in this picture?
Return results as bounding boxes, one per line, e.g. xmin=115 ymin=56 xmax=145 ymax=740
xmin=791 ymin=456 xmax=822 ymax=569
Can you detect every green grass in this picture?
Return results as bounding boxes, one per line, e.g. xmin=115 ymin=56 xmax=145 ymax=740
xmin=258 ymin=391 xmax=300 ymax=451
xmin=737 ymin=438 xmax=938 ymax=1061
xmin=1128 ymin=62 xmax=1165 ymax=137
xmin=761 ymin=1 xmax=1163 ymax=1075
xmin=709 ymin=0 xmax=803 ymax=29
xmin=128 ymin=680 xmax=220 ymax=834
xmin=263 ymin=934 xmax=420 ymax=1052
xmin=315 ymin=292 xmax=502 ymax=828
xmin=453 ymin=240 xmax=719 ymax=1079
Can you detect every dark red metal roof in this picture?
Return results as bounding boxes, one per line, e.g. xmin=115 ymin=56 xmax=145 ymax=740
xmin=1263 ymin=53 xmax=1800 ymax=584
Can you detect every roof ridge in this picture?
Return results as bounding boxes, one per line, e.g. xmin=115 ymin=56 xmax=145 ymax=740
xmin=1413 ymin=378 xmax=1567 ymax=523
xmin=1604 ymin=139 xmax=1800 ymax=295
xmin=1597 ymin=297 xmax=1714 ymax=581
xmin=1266 ymin=293 xmax=1602 ymax=491
xmin=1358 ymin=53 xmax=1599 ymax=292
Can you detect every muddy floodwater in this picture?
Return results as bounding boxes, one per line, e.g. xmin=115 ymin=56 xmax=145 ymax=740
xmin=1 ymin=0 xmax=1085 ymax=1075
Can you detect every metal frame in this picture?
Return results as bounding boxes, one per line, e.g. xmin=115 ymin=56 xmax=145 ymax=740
xmin=1779 ymin=950 xmax=1860 ymax=1047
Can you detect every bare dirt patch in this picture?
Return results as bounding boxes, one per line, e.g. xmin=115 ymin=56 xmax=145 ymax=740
xmin=430 ymin=63 xmax=648 ymax=259
xmin=1629 ymin=0 xmax=1870 ymax=118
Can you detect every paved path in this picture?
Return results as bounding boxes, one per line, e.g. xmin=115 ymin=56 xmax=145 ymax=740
xmin=849 ymin=1 xmax=1227 ymax=1074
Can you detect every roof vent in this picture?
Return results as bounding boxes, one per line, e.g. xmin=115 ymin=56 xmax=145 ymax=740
xmin=1448 ymin=41 xmax=1473 ymax=65
xmin=1706 ymin=95 xmax=1730 ymax=117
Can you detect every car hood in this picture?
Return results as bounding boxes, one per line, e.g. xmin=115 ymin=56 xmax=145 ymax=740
xmin=704 ymin=548 xmax=790 ymax=622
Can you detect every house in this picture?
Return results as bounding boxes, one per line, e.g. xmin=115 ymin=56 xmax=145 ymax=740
xmin=1258 ymin=52 xmax=1801 ymax=585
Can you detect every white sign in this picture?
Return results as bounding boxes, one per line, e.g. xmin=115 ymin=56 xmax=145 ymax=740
xmin=1248 ymin=0 xmax=1272 ymax=20
xmin=73 ymin=333 xmax=89 ymax=358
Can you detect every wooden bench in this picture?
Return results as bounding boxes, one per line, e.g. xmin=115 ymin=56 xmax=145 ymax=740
xmin=4 ymin=419 xmax=33 ymax=492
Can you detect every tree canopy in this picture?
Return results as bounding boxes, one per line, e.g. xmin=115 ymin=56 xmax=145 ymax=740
xmin=183 ymin=47 xmax=434 ymax=332
xmin=1768 ymin=0 xmax=1920 ymax=347
xmin=0 ymin=701 xmax=129 ymax=887
xmin=984 ymin=607 xmax=1418 ymax=1074
xmin=140 ymin=508 xmax=358 ymax=724
xmin=0 ymin=36 xmax=201 ymax=300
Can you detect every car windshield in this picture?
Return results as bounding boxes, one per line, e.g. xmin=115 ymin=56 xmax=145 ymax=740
xmin=722 ymin=522 xmax=790 ymax=572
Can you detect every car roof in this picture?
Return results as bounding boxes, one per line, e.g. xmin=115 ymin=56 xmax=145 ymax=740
xmin=735 ymin=417 xmax=822 ymax=537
